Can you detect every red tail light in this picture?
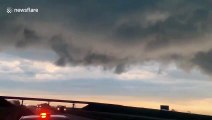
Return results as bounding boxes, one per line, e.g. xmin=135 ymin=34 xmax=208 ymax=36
xmin=40 ymin=112 xmax=50 ymax=119
xmin=40 ymin=113 xmax=47 ymax=118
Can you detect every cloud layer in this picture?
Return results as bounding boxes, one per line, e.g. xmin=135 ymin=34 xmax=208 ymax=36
xmin=0 ymin=0 xmax=212 ymax=75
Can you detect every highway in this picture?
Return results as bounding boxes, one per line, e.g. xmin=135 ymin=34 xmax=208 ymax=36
xmin=67 ymin=115 xmax=94 ymax=120
xmin=66 ymin=114 xmax=175 ymax=120
xmin=65 ymin=110 xmax=176 ymax=120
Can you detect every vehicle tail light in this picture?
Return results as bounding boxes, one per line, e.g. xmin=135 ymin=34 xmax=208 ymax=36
xmin=40 ymin=113 xmax=46 ymax=118
xmin=40 ymin=112 xmax=50 ymax=119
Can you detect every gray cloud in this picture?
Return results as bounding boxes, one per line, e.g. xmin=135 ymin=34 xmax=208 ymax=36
xmin=114 ymin=64 xmax=127 ymax=74
xmin=50 ymin=35 xmax=75 ymax=66
xmin=0 ymin=0 xmax=212 ymax=75
xmin=16 ymin=28 xmax=41 ymax=47
xmin=192 ymin=50 xmax=212 ymax=74
xmin=1 ymin=78 xmax=212 ymax=100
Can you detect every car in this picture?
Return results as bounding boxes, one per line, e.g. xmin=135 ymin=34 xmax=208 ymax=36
xmin=37 ymin=103 xmax=51 ymax=109
xmin=56 ymin=105 xmax=67 ymax=113
xmin=36 ymin=103 xmax=52 ymax=114
xmin=19 ymin=113 xmax=71 ymax=120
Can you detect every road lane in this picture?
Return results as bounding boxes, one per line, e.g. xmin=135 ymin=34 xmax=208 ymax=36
xmin=66 ymin=111 xmax=176 ymax=120
xmin=66 ymin=114 xmax=94 ymax=120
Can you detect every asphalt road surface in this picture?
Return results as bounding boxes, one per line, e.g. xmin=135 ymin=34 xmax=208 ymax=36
xmin=66 ymin=115 xmax=94 ymax=120
xmin=66 ymin=114 xmax=175 ymax=120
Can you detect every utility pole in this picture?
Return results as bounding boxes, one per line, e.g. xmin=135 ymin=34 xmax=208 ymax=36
xmin=72 ymin=103 xmax=75 ymax=109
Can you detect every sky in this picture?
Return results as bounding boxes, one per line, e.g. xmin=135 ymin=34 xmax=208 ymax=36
xmin=0 ymin=0 xmax=212 ymax=115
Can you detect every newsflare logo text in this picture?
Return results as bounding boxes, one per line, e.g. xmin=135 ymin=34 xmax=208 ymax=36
xmin=6 ymin=7 xmax=39 ymax=13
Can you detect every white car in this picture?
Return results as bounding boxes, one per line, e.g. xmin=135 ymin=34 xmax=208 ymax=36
xmin=19 ymin=113 xmax=71 ymax=120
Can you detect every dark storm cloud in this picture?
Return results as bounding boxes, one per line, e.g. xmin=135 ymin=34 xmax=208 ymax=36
xmin=50 ymin=35 xmax=75 ymax=66
xmin=84 ymin=53 xmax=115 ymax=65
xmin=49 ymin=35 xmax=124 ymax=68
xmin=114 ymin=64 xmax=127 ymax=74
xmin=0 ymin=0 xmax=212 ymax=75
xmin=192 ymin=50 xmax=212 ymax=74
xmin=16 ymin=28 xmax=41 ymax=47
xmin=145 ymin=8 xmax=212 ymax=50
